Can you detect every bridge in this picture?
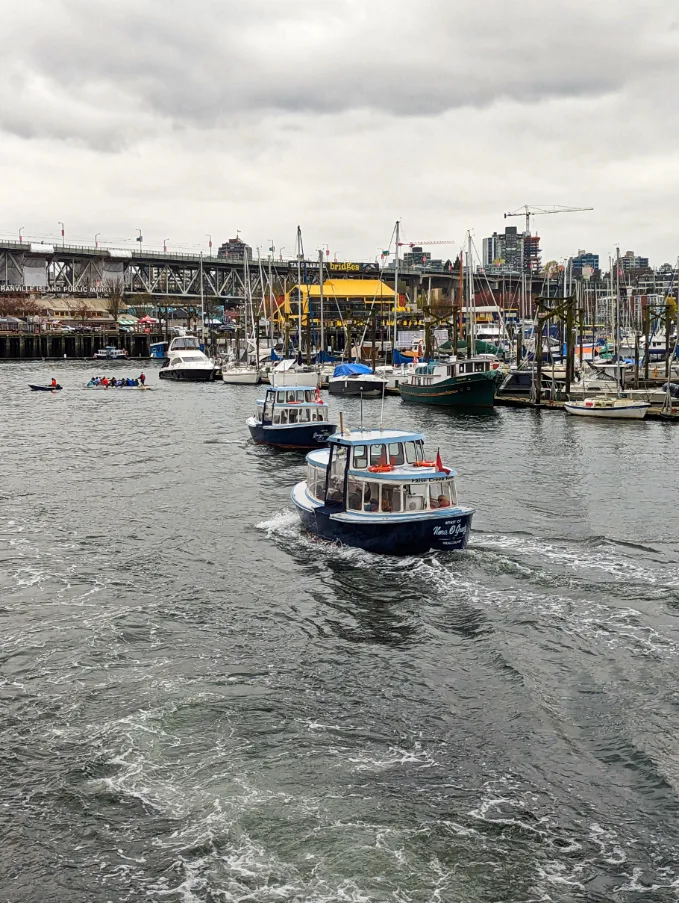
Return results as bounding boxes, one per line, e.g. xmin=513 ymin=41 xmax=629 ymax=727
xmin=0 ymin=239 xmax=460 ymax=303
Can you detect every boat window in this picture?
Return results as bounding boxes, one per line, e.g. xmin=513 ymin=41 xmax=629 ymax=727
xmin=388 ymin=443 xmax=404 ymax=465
xmin=429 ymin=481 xmax=452 ymax=509
xmin=369 ymin=444 xmax=387 ymax=466
xmin=280 ymin=409 xmax=289 ymax=424
xmin=277 ymin=391 xmax=286 ymax=403
xmin=326 ymin=446 xmax=347 ymax=504
xmin=273 ymin=410 xmax=281 ymax=424
xmin=405 ymin=441 xmax=418 ymax=463
xmin=381 ymin=484 xmax=403 ymax=513
xmin=173 ymin=357 xmax=183 ymax=365
xmin=286 ymin=390 xmax=296 ymax=402
xmin=474 ymin=362 xmax=486 ymax=372
xmin=289 ymin=409 xmax=298 ymax=424
xmin=363 ymin=481 xmax=380 ymax=512
xmin=347 ymin=478 xmax=363 ymax=511
xmin=300 ymin=408 xmax=310 ymax=422
xmin=403 ymin=483 xmax=427 ymax=511
xmin=296 ymin=391 xmax=305 ymax=402
xmin=352 ymin=445 xmax=368 ymax=469
xmin=304 ymin=390 xmax=314 ymax=402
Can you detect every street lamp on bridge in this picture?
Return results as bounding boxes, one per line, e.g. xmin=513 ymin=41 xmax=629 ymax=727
xmin=136 ymin=229 xmax=143 ymax=252
xmin=206 ymin=234 xmax=213 ymax=256
xmin=279 ymin=247 xmax=285 ymax=261
xmin=58 ymin=222 xmax=65 ymax=246
xmin=164 ymin=238 xmax=169 ymax=253
xmin=95 ymin=233 xmax=100 ymax=248
xmin=19 ymin=227 xmax=24 ymax=244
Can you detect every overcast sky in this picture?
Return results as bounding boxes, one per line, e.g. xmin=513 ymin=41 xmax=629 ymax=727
xmin=1 ymin=0 xmax=678 ymax=266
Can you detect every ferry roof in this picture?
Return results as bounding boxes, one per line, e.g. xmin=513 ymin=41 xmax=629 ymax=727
xmin=266 ymin=385 xmax=319 ymax=393
xmin=328 ymin=429 xmax=424 ymax=446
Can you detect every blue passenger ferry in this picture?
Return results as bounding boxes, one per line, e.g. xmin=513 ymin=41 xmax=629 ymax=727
xmin=247 ymin=385 xmax=337 ymax=449
xmin=291 ymin=428 xmax=474 ymax=554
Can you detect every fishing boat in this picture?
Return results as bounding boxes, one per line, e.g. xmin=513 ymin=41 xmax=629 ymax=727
xmin=158 ymin=336 xmax=217 ymax=381
xmin=399 ymin=358 xmax=497 ymax=407
xmin=328 ymin=363 xmax=387 ymax=397
xmin=291 ymin=428 xmax=474 ymax=554
xmin=29 ymin=383 xmax=62 ymax=391
xmin=93 ymin=346 xmax=128 ymax=360
xmin=247 ymin=386 xmax=336 ymax=449
xmin=563 ymin=397 xmax=650 ymax=419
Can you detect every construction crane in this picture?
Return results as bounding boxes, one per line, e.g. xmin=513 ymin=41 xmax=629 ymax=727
xmin=397 ymin=240 xmax=456 ymax=247
xmin=504 ymin=205 xmax=594 ymax=234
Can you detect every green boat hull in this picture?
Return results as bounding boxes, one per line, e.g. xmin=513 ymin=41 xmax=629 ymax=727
xmin=399 ymin=372 xmax=497 ymax=407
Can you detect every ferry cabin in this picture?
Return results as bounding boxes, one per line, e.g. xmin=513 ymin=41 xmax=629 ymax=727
xmin=305 ymin=437 xmax=457 ymax=513
xmin=408 ymin=358 xmax=495 ymax=387
xmin=257 ymin=387 xmax=332 ymax=426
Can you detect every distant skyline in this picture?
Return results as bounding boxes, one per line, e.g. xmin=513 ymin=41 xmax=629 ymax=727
xmin=2 ymin=0 xmax=679 ymax=267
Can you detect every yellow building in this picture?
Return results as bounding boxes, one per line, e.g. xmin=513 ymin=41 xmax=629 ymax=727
xmin=278 ymin=279 xmax=401 ymax=325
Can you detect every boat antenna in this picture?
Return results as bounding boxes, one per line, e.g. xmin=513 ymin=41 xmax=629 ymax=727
xmin=360 ymin=389 xmax=364 ymax=431
xmin=379 ymin=377 xmax=385 ymax=430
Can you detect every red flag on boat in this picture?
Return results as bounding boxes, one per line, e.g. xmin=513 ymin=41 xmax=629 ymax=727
xmin=436 ymin=448 xmax=450 ymax=474
xmin=315 ymin=386 xmax=323 ymax=404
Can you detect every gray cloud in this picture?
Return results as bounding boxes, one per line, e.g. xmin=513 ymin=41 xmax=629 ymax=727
xmin=1 ymin=0 xmax=678 ymax=264
xmin=2 ymin=0 xmax=677 ymax=149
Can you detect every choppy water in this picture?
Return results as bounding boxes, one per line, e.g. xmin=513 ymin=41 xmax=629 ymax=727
xmin=2 ymin=360 xmax=679 ymax=902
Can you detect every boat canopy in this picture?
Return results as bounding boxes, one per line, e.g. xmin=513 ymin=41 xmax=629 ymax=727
xmin=333 ymin=363 xmax=372 ymax=377
xmin=328 ymin=428 xmax=424 ymax=447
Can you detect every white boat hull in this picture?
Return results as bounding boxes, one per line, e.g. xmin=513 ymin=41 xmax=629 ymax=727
xmin=564 ymin=401 xmax=650 ymax=420
xmin=221 ymin=369 xmax=260 ymax=385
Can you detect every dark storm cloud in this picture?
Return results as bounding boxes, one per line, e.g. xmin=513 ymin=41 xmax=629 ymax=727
xmin=1 ymin=0 xmax=676 ymax=148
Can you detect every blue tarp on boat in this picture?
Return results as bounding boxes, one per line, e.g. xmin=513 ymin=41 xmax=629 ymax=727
xmin=393 ymin=348 xmax=414 ymax=365
xmin=333 ymin=363 xmax=372 ymax=377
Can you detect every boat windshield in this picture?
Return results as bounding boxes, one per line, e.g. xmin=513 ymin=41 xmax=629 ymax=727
xmin=172 ymin=337 xmax=200 ymax=350
xmin=351 ymin=440 xmax=422 ymax=468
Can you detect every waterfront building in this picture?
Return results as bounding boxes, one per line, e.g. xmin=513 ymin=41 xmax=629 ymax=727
xmin=277 ymin=279 xmax=401 ymax=326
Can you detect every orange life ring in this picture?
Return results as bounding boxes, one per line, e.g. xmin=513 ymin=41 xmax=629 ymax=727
xmin=413 ymin=460 xmax=435 ymax=468
xmin=368 ymin=464 xmax=395 ymax=473
xmin=288 ymin=400 xmax=301 ymax=404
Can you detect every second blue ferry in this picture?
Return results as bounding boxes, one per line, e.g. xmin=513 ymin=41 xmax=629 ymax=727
xmin=247 ymin=385 xmax=337 ymax=449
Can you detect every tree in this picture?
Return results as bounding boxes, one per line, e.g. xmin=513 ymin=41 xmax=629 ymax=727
xmin=103 ymin=277 xmax=125 ymax=327
xmin=0 ymin=294 xmax=39 ymax=318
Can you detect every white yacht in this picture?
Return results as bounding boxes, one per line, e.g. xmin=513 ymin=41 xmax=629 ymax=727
xmin=221 ymin=364 xmax=260 ymax=385
xmin=158 ymin=336 xmax=217 ymax=381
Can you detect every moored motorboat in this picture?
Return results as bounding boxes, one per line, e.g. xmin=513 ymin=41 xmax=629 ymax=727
xmin=399 ymin=358 xmax=498 ymax=407
xmin=93 ymin=346 xmax=128 ymax=360
xmin=158 ymin=336 xmax=217 ymax=381
xmin=563 ymin=397 xmax=650 ymax=419
xmin=328 ymin=363 xmax=387 ymax=398
xmin=291 ymin=428 xmax=474 ymax=554
xmin=247 ymin=385 xmax=337 ymax=449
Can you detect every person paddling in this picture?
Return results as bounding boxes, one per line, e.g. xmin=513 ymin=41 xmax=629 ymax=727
xmin=50 ymin=377 xmax=57 ymax=388
xmin=139 ymin=372 xmax=146 ymax=386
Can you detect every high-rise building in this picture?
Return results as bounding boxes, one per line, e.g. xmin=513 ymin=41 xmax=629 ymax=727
xmin=572 ymin=250 xmax=600 ymax=278
xmin=481 ymin=226 xmax=539 ymax=274
xmin=217 ymin=236 xmax=252 ymax=262
xmin=620 ymin=250 xmax=650 ymax=272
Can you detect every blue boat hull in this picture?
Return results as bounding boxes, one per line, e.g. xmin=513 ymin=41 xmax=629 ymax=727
xmin=294 ymin=499 xmax=473 ymax=555
xmin=249 ymin=421 xmax=337 ymax=449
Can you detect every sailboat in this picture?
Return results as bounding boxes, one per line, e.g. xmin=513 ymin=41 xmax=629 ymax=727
xmin=564 ymin=250 xmax=650 ymax=420
xmin=222 ymin=254 xmax=260 ymax=385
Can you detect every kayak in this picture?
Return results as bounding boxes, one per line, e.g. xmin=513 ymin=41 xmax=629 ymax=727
xmin=29 ymin=384 xmax=63 ymax=391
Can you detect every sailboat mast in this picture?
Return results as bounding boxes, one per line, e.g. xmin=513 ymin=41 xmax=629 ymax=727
xmin=318 ymin=248 xmax=325 ymax=360
xmin=243 ymin=254 xmax=249 ymax=364
xmin=199 ymin=252 xmax=205 ymax=348
xmin=393 ymin=220 xmax=400 ymax=363
xmin=296 ymin=226 xmax=303 ymax=358
xmin=467 ymin=233 xmax=475 ymax=352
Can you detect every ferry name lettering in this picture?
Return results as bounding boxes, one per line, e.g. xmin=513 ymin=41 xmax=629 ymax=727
xmin=433 ymin=521 xmax=466 ymax=538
